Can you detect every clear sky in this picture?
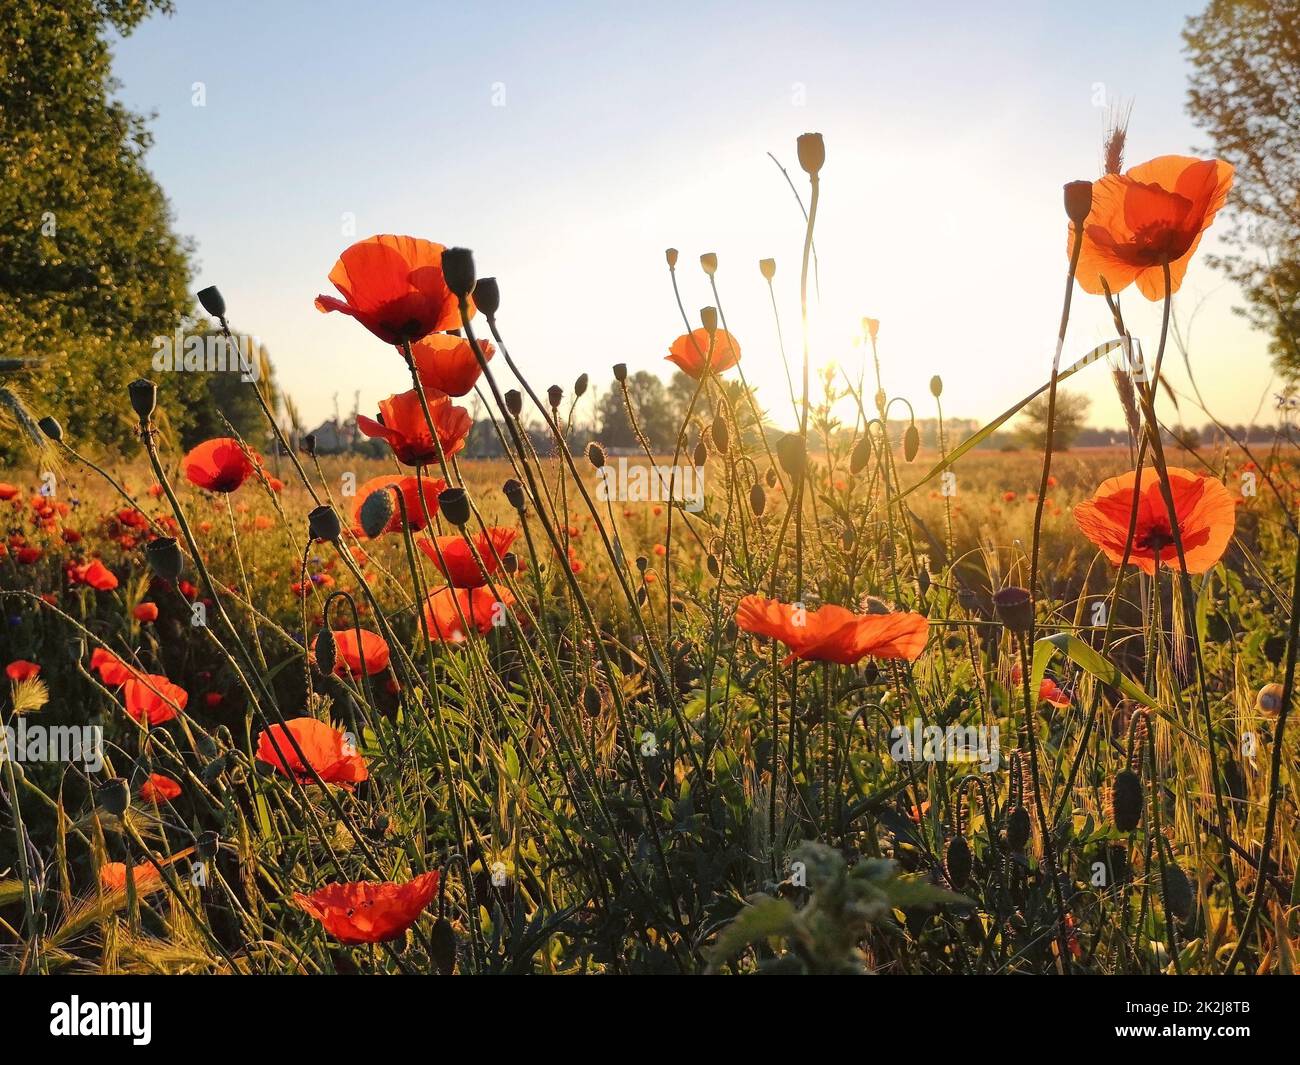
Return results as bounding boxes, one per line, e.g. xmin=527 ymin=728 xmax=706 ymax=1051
xmin=109 ymin=0 xmax=1282 ymax=434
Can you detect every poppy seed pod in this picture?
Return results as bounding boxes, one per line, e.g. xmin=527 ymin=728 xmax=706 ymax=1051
xmin=473 ymin=276 xmax=500 ymax=317
xmin=700 ymin=306 xmax=719 ymax=336
xmin=315 ymin=625 xmax=338 ymax=675
xmin=749 ymin=483 xmax=766 ymax=516
xmin=700 ymin=252 xmax=718 ymax=276
xmin=1110 ymin=768 xmax=1143 ymax=832
xmin=1064 ymin=180 xmax=1094 ymax=226
xmin=930 ymin=375 xmax=943 ymax=398
xmin=441 ymin=247 xmax=476 ymax=300
xmin=797 ymin=132 xmax=825 ymax=176
xmin=66 ymin=636 xmax=86 ymax=662
xmin=635 ymin=555 xmax=648 ymax=572
xmin=711 ymin=414 xmax=730 ymax=454
xmin=759 ymin=258 xmax=776 ymax=281
xmin=903 ymin=424 xmax=920 ymax=462
xmin=503 ymin=478 xmax=526 ymax=511
xmin=98 ymin=777 xmax=130 ymax=817
xmin=128 ymin=378 xmax=157 ymax=421
xmin=439 ymin=487 xmax=471 ymax=527
xmin=197 ymin=285 xmax=226 ymax=319
xmin=547 ymin=385 xmax=563 ymax=409
xmin=146 ymin=537 xmax=184 ymax=582
xmin=574 ymin=372 xmax=588 ymax=398
xmin=665 ymin=248 xmax=678 ymax=269
xmin=776 ymin=433 xmax=806 ymax=479
xmin=993 ymin=586 xmax=1033 ymax=633
xmin=304 ymin=433 xmax=317 ymax=457
xmin=359 ymin=487 xmax=395 ymax=538
xmin=587 ymin=442 xmax=606 ymax=469
xmin=850 ymin=436 xmax=872 ymax=475
xmin=612 ymin=363 xmax=628 ymax=383
xmin=503 ymin=389 xmax=523 ymax=417
xmin=308 ymin=504 xmax=342 ymax=543
xmin=38 ymin=415 xmax=63 ymax=441
xmin=197 ymin=830 xmax=220 ymax=860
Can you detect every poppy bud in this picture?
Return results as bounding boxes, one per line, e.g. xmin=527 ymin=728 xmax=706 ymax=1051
xmin=574 ymin=373 xmax=588 ymax=398
xmin=693 ymin=439 xmax=707 ymax=467
xmin=759 ymin=258 xmax=776 ymax=281
xmin=765 ymin=467 xmax=778 ymax=488
xmin=918 ymin=568 xmax=931 ymax=596
xmin=315 ymin=626 xmax=338 ymax=675
xmin=1063 ymin=180 xmax=1094 ymax=226
xmin=776 ymin=434 xmax=806 ymax=479
xmin=441 ymin=247 xmax=476 ymax=300
xmin=359 ymin=487 xmax=395 ymax=539
xmin=1110 ymin=768 xmax=1143 ymax=832
xmin=499 ymin=389 xmax=521 ymax=418
xmin=993 ymin=586 xmax=1033 ymax=633
xmin=503 ymin=479 xmax=526 ymax=511
xmin=67 ymin=636 xmax=86 ymax=662
xmin=749 ymin=483 xmax=766 ymax=516
xmin=665 ymin=248 xmax=678 ymax=269
xmin=635 ymin=555 xmax=648 ymax=572
xmin=587 ymin=442 xmax=606 ymax=469
xmin=197 ymin=830 xmax=220 ymax=860
xmin=502 ymin=551 xmax=518 ymax=574
xmin=197 ymin=285 xmax=226 ymax=319
xmin=1005 ymin=805 xmax=1031 ymax=851
xmin=903 ymin=423 xmax=920 ymax=462
xmin=583 ymin=684 xmax=602 ymax=717
xmin=146 ymin=537 xmax=184 ymax=582
xmin=430 ymin=917 xmax=457 ymax=976
xmin=38 ymin=415 xmax=63 ymax=441
xmin=128 ymin=378 xmax=157 ymax=421
xmin=1162 ymin=861 xmax=1194 ymax=922
xmin=636 ymin=586 xmax=648 ymax=606
xmin=439 ymin=487 xmax=471 ymax=527
xmin=850 ymin=436 xmax=872 ymax=474
xmin=945 ymin=835 xmax=972 ymax=890
xmin=308 ymin=505 xmax=342 ymax=543
xmin=700 ymin=252 xmax=718 ymax=276
xmin=547 ymin=385 xmax=563 ymax=409
xmin=613 ymin=363 xmax=627 ymax=383
xmin=711 ymin=415 xmax=729 ymax=454
xmin=797 ymin=132 xmax=825 ymax=176
xmin=98 ymin=777 xmax=130 ymax=817
xmin=474 ymin=277 xmax=500 ymax=317
xmin=304 ymin=433 xmax=317 ymax=457
xmin=930 ymin=375 xmax=943 ymax=398
xmin=706 ymin=554 xmax=721 ymax=578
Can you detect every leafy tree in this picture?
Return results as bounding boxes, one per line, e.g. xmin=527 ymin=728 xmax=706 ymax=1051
xmin=0 ymin=0 xmax=204 ymax=459
xmin=1184 ymin=0 xmax=1300 ymax=376
xmin=597 ymin=371 xmax=677 ymax=451
xmin=1016 ymin=390 xmax=1091 ymax=450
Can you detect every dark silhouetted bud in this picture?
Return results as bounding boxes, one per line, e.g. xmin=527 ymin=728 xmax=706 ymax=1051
xmin=441 ymin=247 xmax=476 ymax=299
xmin=309 ymin=505 xmax=342 ymax=542
xmin=38 ymin=416 xmax=62 ymax=441
xmin=776 ymin=434 xmax=806 ymax=479
xmin=430 ymin=917 xmax=457 ymax=975
xmin=765 ymin=467 xmax=778 ymax=488
xmin=359 ymin=487 xmax=395 ymax=538
xmin=636 ymin=586 xmax=648 ymax=606
xmin=930 ymin=375 xmax=943 ymax=398
xmin=197 ymin=830 xmax=220 ymax=860
xmin=197 ymin=286 xmax=226 ymax=318
xmin=503 ymin=479 xmax=526 ymax=511
xmin=918 ymin=568 xmax=931 ymax=596
xmin=574 ymin=373 xmax=588 ymax=398
xmin=797 ymin=132 xmax=825 ymax=176
xmin=1257 ymin=682 xmax=1284 ymax=716
xmin=504 ymin=389 xmax=523 ymax=417
xmin=315 ymin=626 xmax=338 ymax=675
xmin=304 ymin=433 xmax=317 ymax=457
xmin=98 ymin=777 xmax=130 ymax=817
xmin=957 ymin=586 xmax=979 ymax=612
xmin=613 ymin=363 xmax=627 ymax=383
xmin=904 ymin=423 xmax=920 ymax=462
xmin=993 ymin=586 xmax=1033 ymax=633
xmin=1162 ymin=861 xmax=1193 ymax=922
xmin=547 ymin=385 xmax=563 ymax=409
xmin=473 ymin=276 xmax=500 ymax=317
xmin=583 ymin=684 xmax=602 ymax=717
xmin=146 ymin=537 xmax=184 ymax=582
xmin=706 ymin=554 xmax=721 ymax=578
xmin=850 ymin=436 xmax=872 ymax=474
xmin=1064 ymin=180 xmax=1094 ymax=226
xmin=711 ymin=415 xmax=729 ymax=454
xmin=587 ymin=442 xmax=606 ymax=469
xmin=700 ymin=252 xmax=718 ymax=276
xmin=749 ymin=483 xmax=766 ymax=516
xmin=1005 ymin=806 xmax=1031 ymax=851
xmin=439 ymin=487 xmax=471 ymax=526
xmin=759 ymin=258 xmax=776 ymax=281
xmin=665 ymin=248 xmax=678 ymax=269
xmin=635 ymin=555 xmax=648 ymax=572
xmin=67 ymin=636 xmax=86 ymax=662
xmin=128 ymin=378 xmax=157 ymax=421
xmin=700 ymin=306 xmax=718 ymax=335
xmin=693 ymin=440 xmax=707 ymax=467
xmin=945 ymin=836 xmax=972 ymax=890
xmin=1110 ymin=769 xmax=1143 ymax=832
xmin=502 ymin=551 xmax=518 ymax=574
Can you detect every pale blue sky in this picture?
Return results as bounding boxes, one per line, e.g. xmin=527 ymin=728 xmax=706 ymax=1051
xmin=110 ymin=0 xmax=1282 ymax=432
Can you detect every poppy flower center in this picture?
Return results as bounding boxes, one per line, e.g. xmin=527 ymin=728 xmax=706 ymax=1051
xmin=1137 ymin=523 xmax=1176 ymax=553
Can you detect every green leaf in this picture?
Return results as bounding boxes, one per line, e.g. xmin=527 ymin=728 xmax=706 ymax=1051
xmin=883 ymin=874 xmax=973 ymax=909
xmin=707 ymin=895 xmax=797 ymax=968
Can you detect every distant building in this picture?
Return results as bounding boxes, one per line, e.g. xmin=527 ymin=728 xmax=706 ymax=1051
xmin=304 ymin=417 xmax=355 ymax=454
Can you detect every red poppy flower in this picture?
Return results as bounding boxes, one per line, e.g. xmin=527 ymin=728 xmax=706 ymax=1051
xmin=138 ymin=774 xmax=182 ymax=803
xmin=411 ymin=334 xmax=495 ymax=397
xmin=133 ymin=602 xmax=160 ymax=623
xmin=183 ymin=437 xmax=258 ymax=493
xmin=255 ymin=717 xmax=369 ymax=788
xmin=71 ymin=559 xmax=119 ymax=591
xmin=293 ymin=870 xmax=439 ymax=944
xmin=16 ymin=546 xmax=42 ymax=564
xmin=356 ymin=390 xmax=472 ymax=466
xmin=317 ymin=628 xmax=389 ymax=678
xmin=1072 ymin=155 xmax=1234 ymax=300
xmin=422 ymin=586 xmax=516 ymax=642
xmin=351 ymin=474 xmax=445 ymax=536
xmin=0 ymin=483 xmax=17 ymax=501
xmin=99 ymin=861 xmax=162 ymax=892
xmin=1038 ymin=677 xmax=1072 ymax=709
xmin=91 ymin=648 xmax=138 ymax=687
xmin=314 ymin=235 xmax=471 ymax=345
xmin=417 ymin=527 xmax=518 ymax=588
xmin=6 ymin=660 xmax=39 ymax=682
xmin=735 ymin=595 xmax=929 ymax=665
xmin=666 ymin=328 xmax=741 ymax=379
xmin=123 ymin=674 xmax=188 ymax=725
xmin=1073 ymin=467 xmax=1235 ymax=575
